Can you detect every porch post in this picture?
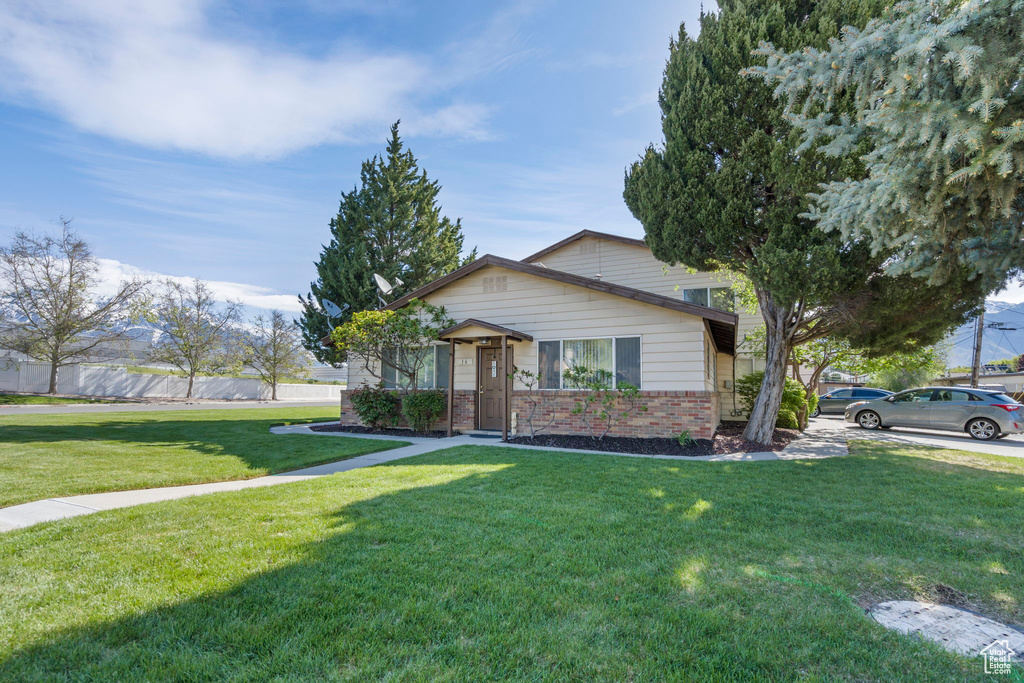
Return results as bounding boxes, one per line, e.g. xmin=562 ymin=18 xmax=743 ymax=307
xmin=446 ymin=338 xmax=456 ymax=437
xmin=502 ymin=335 xmax=509 ymax=442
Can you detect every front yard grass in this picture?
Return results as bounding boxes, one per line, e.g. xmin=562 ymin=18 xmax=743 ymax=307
xmin=0 ymin=408 xmax=406 ymax=507
xmin=0 ymin=439 xmax=1020 ymax=680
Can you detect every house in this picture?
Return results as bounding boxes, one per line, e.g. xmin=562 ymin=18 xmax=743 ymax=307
xmin=340 ymin=230 xmax=768 ymax=439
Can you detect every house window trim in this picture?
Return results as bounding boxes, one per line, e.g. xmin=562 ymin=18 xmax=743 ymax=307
xmin=536 ymin=335 xmax=643 ymax=390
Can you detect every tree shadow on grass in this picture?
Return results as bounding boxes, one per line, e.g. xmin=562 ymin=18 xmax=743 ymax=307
xmin=1 ymin=447 xmax=1020 ymax=681
xmin=0 ymin=413 xmax=398 ymax=473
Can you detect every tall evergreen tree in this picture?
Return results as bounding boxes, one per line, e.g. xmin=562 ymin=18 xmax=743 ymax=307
xmin=751 ymin=0 xmax=1024 ymax=289
xmin=299 ymin=122 xmax=475 ymax=365
xmin=623 ymin=0 xmax=984 ymax=443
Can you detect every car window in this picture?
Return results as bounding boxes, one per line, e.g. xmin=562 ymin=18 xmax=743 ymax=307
xmin=893 ymin=389 xmax=934 ymax=403
xmin=831 ymin=389 xmax=853 ymax=399
xmin=933 ymin=390 xmax=971 ymax=402
xmin=985 ymin=392 xmax=1018 ymax=403
xmin=852 ymin=389 xmax=884 ymax=398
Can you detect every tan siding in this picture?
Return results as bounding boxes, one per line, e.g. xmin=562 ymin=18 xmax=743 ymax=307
xmin=537 ymin=235 xmax=764 ymax=357
xmin=348 ymin=264 xmax=710 ymax=392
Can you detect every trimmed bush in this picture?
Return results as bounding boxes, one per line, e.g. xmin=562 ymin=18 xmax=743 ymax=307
xmin=735 ymin=371 xmax=809 ymax=428
xmin=402 ymin=390 xmax=447 ymax=432
xmin=349 ymin=383 xmax=401 ymax=430
xmin=775 ymin=409 xmax=799 ymax=430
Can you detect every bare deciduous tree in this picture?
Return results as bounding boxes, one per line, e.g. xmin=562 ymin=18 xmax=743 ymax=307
xmin=242 ymin=310 xmax=309 ymax=400
xmin=149 ymin=279 xmax=241 ymax=399
xmin=0 ymin=218 xmax=148 ymax=394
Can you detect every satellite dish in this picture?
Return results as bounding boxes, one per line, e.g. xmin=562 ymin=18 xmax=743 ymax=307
xmin=373 ymin=273 xmax=396 ymax=295
xmin=320 ymin=299 xmax=349 ymax=322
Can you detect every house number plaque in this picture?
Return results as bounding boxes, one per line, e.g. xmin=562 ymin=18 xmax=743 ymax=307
xmin=491 ymin=360 xmax=497 ymax=377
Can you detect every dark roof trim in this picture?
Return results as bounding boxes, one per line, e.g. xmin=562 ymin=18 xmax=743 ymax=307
xmin=521 ymin=229 xmax=647 ymax=263
xmin=438 ymin=319 xmax=534 ymax=342
xmin=386 ymin=254 xmax=737 ymax=329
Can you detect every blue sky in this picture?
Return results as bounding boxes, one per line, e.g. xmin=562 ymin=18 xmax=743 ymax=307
xmin=0 ymin=0 xmax=711 ymax=313
xmin=4 ymin=0 xmax=1022 ymax=315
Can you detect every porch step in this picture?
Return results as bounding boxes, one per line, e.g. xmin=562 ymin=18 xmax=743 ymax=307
xmin=463 ymin=430 xmax=502 ymax=439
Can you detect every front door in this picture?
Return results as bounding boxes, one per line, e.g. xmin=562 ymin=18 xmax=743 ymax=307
xmin=478 ymin=346 xmax=507 ymax=430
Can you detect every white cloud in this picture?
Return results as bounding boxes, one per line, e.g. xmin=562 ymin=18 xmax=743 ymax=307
xmin=992 ymin=278 xmax=1024 ymax=305
xmin=0 ymin=0 xmax=493 ymax=158
xmin=96 ymin=258 xmax=302 ymax=312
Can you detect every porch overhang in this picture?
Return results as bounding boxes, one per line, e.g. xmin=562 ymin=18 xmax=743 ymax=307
xmin=437 ymin=319 xmax=534 ymax=345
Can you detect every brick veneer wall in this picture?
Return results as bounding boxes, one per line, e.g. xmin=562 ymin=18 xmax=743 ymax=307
xmin=511 ymin=390 xmax=719 ymax=439
xmin=339 ymin=389 xmax=720 ymax=439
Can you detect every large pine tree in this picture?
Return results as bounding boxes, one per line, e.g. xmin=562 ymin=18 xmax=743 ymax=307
xmin=624 ymin=0 xmax=985 ymax=443
xmin=299 ymin=122 xmax=475 ymax=365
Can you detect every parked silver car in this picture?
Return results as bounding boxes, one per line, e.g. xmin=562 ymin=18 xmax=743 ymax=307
xmin=844 ymin=387 xmax=1024 ymax=440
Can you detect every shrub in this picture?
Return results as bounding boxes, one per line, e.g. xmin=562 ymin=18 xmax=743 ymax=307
xmin=775 ymin=408 xmax=799 ymax=430
xmin=564 ymin=366 xmax=648 ymax=440
xmin=402 ymin=390 xmax=447 ymax=432
xmin=349 ymin=383 xmax=401 ymax=430
xmin=735 ymin=371 xmax=808 ymax=426
xmin=676 ymin=429 xmax=695 ymax=447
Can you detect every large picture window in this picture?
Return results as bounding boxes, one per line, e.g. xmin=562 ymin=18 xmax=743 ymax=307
xmin=382 ymin=345 xmax=450 ymax=390
xmin=538 ymin=337 xmax=641 ymax=389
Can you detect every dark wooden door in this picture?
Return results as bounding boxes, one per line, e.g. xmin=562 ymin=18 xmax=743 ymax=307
xmin=478 ymin=346 xmax=506 ymax=430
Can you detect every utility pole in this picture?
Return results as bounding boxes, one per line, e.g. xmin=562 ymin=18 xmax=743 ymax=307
xmin=971 ymin=309 xmax=985 ymax=388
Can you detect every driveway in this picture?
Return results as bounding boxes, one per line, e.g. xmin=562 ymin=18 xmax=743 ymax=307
xmin=817 ymin=415 xmax=1024 ymax=458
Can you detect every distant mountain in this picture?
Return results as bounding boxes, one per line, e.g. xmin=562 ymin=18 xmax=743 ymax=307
xmin=946 ymin=300 xmax=1024 ymax=368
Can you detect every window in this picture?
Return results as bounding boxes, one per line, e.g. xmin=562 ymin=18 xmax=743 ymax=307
xmin=382 ymin=345 xmax=450 ymax=389
xmin=482 ymin=276 xmax=507 ymax=293
xmin=893 ymin=389 xmax=934 ymax=403
xmin=831 ymin=389 xmax=854 ymax=399
xmin=682 ymin=286 xmax=735 ymax=312
xmin=538 ymin=337 xmax=641 ymax=389
xmin=933 ymin=390 xmax=971 ymax=402
xmin=704 ymin=336 xmax=716 ymax=385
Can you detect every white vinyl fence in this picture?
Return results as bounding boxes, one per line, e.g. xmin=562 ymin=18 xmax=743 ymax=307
xmin=0 ymin=361 xmax=343 ymax=401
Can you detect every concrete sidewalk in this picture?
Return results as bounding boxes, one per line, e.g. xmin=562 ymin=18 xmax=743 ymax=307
xmin=0 ymin=421 xmax=848 ymax=533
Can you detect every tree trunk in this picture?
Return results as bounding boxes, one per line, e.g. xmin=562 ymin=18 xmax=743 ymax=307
xmin=743 ymin=295 xmax=793 ymax=444
xmin=48 ymin=358 xmax=59 ymax=395
xmin=271 ymin=380 xmax=277 ymax=400
xmin=187 ymin=372 xmax=195 ymax=399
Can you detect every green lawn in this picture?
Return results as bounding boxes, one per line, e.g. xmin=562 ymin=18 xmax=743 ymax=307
xmin=0 ymin=408 xmax=406 ymax=507
xmin=1 ymin=440 xmax=1021 ymax=680
xmin=0 ymin=393 xmax=123 ymax=405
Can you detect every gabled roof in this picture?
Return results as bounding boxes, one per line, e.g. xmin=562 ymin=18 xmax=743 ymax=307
xmin=438 ymin=319 xmax=534 ymax=343
xmin=521 ymin=229 xmax=647 ymax=263
xmin=385 ymin=254 xmax=737 ymax=353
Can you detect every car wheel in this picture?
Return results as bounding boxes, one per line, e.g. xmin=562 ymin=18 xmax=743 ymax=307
xmin=857 ymin=410 xmax=881 ymax=430
xmin=967 ymin=418 xmax=998 ymax=441
xmin=811 ymin=405 xmax=821 ymax=418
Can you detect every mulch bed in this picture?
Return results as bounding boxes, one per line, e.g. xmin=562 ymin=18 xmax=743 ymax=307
xmin=508 ymin=424 xmax=800 ymax=457
xmin=712 ymin=423 xmax=801 ymax=454
xmin=309 ymin=424 xmax=456 ymax=439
